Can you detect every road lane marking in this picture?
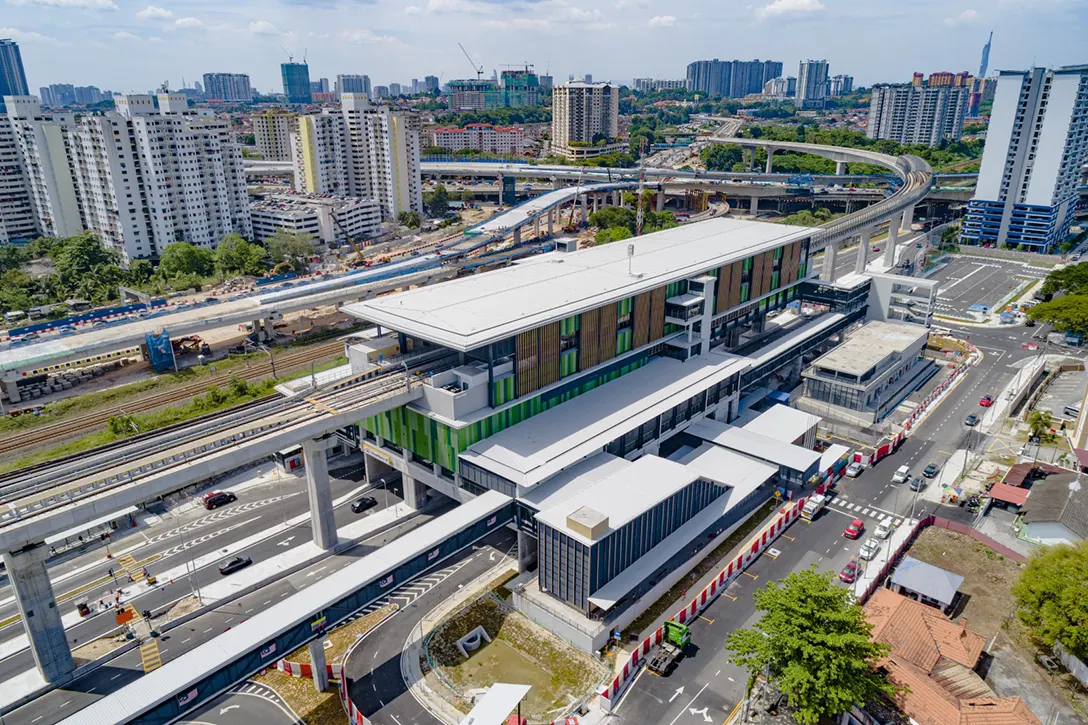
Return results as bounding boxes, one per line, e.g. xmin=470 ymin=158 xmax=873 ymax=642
xmin=203 ymin=628 xmax=213 ymax=633
xmin=245 ymin=609 xmax=254 ymax=614
xmin=722 ymin=593 xmax=737 ymax=601
xmin=111 ymin=674 xmax=122 ymax=681
xmin=743 ymin=572 xmax=758 ymax=580
xmin=699 ymin=615 xmax=715 ymax=624
xmin=182 ymin=638 xmax=191 ymax=643
xmin=668 ymin=682 xmax=709 ymax=725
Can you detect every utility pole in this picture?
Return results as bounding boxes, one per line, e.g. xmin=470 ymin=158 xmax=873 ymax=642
xmin=635 ymin=137 xmax=648 ymax=237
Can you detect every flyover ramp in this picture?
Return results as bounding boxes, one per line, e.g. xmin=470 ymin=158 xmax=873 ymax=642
xmin=58 ymin=490 xmax=514 ymax=725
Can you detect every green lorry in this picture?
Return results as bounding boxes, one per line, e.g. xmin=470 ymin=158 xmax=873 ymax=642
xmin=647 ymin=620 xmax=691 ymax=675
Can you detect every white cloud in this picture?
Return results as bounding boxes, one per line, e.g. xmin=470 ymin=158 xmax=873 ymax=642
xmin=338 ymin=28 xmax=396 ymax=45
xmin=482 ymin=17 xmax=550 ymax=29
xmin=248 ymin=20 xmax=279 ymax=35
xmin=616 ymin=0 xmax=649 ymax=7
xmin=647 ymin=14 xmax=675 ymax=26
xmin=757 ymin=0 xmax=823 ymax=19
xmin=135 ymin=4 xmax=172 ymax=19
xmin=112 ymin=30 xmax=140 ymax=40
xmin=9 ymin=0 xmax=117 ymax=8
xmin=944 ymin=9 xmax=979 ymax=26
xmin=0 ymin=26 xmax=60 ymax=43
xmin=404 ymin=4 xmax=421 ymax=13
xmin=173 ymin=16 xmax=204 ymax=28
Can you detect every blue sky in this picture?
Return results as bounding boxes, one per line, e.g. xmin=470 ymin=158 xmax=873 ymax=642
xmin=3 ymin=0 xmax=1086 ymax=94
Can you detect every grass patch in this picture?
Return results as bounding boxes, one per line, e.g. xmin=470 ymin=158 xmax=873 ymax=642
xmin=622 ymin=498 xmax=778 ymax=641
xmin=428 ymin=597 xmax=606 ymax=722
xmin=905 ymin=526 xmax=1023 ymax=640
xmin=253 ymin=604 xmax=396 ymax=725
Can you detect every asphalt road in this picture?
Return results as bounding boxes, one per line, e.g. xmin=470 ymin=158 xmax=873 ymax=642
xmin=611 ymin=322 xmax=1041 ymax=725
xmin=345 ymin=528 xmax=517 ymax=725
xmin=179 ymin=680 xmax=302 ymax=725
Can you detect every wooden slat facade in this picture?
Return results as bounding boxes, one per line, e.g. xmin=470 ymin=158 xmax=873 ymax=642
xmin=540 ymin=321 xmax=561 ymax=387
xmin=728 ymin=260 xmax=743 ymax=308
xmin=633 ymin=291 xmax=652 ymax=348
xmin=715 ymin=264 xmax=732 ymax=315
xmin=650 ymin=287 xmax=666 ymax=341
xmin=598 ymin=304 xmax=618 ymax=363
xmin=761 ymin=251 xmax=775 ymax=296
xmin=750 ymin=252 xmax=765 ymax=301
xmin=516 ymin=329 xmax=539 ymax=397
xmin=579 ymin=307 xmax=600 ymax=370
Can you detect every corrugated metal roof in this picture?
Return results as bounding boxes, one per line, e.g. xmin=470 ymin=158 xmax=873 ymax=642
xmin=890 ymin=556 xmax=964 ymax=606
xmin=59 ymin=491 xmax=512 ymax=725
xmin=686 ymin=418 xmax=821 ymax=473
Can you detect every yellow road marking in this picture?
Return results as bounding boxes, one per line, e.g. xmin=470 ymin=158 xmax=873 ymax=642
xmin=780 ymin=534 xmax=795 ymax=542
xmin=644 ymin=668 xmax=660 ymax=677
xmin=722 ymin=593 xmax=737 ymax=601
xmin=724 ymin=699 xmax=743 ymax=724
xmin=938 ymin=450 xmax=954 ymax=456
xmin=139 ymin=639 xmax=162 ymax=673
xmin=699 ymin=615 xmax=715 ymax=624
xmin=764 ymin=551 xmax=778 ymax=559
xmin=743 ymin=571 xmax=758 ymax=580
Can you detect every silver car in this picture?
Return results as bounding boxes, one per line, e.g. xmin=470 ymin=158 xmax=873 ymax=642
xmin=858 ymin=538 xmax=882 ymax=562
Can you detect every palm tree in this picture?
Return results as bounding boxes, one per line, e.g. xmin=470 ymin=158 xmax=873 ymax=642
xmin=1027 ymin=410 xmax=1055 ymax=445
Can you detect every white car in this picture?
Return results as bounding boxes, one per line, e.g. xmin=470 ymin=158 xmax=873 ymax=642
xmin=874 ymin=520 xmax=893 ymax=540
xmin=845 ymin=462 xmax=864 ymax=478
xmin=858 ymin=538 xmax=882 ymax=562
xmin=892 ymin=465 xmax=911 ymax=484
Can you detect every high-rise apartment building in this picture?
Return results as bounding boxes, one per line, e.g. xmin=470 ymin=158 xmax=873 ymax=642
xmin=0 ymin=116 xmax=37 ymax=244
xmin=686 ymin=59 xmax=783 ymax=98
xmin=38 ymin=84 xmax=110 ymax=107
xmin=633 ymin=79 xmax=686 ymax=92
xmin=4 ymin=94 xmax=251 ymax=260
xmin=310 ymin=78 xmax=330 ymax=95
xmin=868 ymin=83 xmax=969 ymax=146
xmin=335 ymin=74 xmax=370 ymax=100
xmin=389 ymin=83 xmax=402 ymax=97
xmin=796 ymin=59 xmax=830 ymax=109
xmin=978 ymin=32 xmax=993 ymax=79
xmin=432 ymin=124 xmax=525 ymax=154
xmin=281 ymin=62 xmax=312 ymax=104
xmin=0 ymin=40 xmax=28 ymax=113
xmin=829 ymin=75 xmax=854 ymax=96
xmin=539 ymin=75 xmax=553 ymax=91
xmin=961 ymin=66 xmax=1088 ymax=251
xmin=424 ymin=75 xmax=440 ymax=93
xmin=551 ymin=82 xmax=620 ymax=160
xmin=500 ymin=69 xmax=540 ymax=107
xmin=202 ymin=73 xmax=252 ymax=102
xmin=448 ymin=80 xmax=502 ymax=111
xmin=252 ymin=110 xmax=297 ymax=162
xmin=374 ymin=86 xmax=390 ymax=99
xmin=291 ymin=93 xmax=422 ymax=219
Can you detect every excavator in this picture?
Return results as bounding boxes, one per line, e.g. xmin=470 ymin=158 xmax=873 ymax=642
xmin=329 ymin=209 xmax=369 ymax=269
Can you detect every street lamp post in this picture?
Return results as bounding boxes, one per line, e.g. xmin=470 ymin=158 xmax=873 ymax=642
xmin=258 ymin=344 xmax=277 ymax=379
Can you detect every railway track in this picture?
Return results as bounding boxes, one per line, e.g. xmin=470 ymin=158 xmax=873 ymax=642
xmin=0 ymin=341 xmax=344 ymax=457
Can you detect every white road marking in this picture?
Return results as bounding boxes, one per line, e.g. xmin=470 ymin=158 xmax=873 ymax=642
xmin=111 ymin=674 xmax=122 ymax=681
xmin=182 ymin=637 xmax=192 ymax=643
xmin=668 ymin=682 xmax=710 ymax=725
xmin=203 ymin=628 xmax=213 ymax=633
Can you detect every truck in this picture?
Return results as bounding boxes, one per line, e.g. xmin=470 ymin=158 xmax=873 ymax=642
xmin=647 ymin=621 xmax=691 ymax=675
xmin=800 ymin=493 xmax=829 ymax=521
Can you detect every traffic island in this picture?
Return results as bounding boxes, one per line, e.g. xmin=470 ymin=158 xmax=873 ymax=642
xmin=423 ymin=593 xmax=608 ymax=722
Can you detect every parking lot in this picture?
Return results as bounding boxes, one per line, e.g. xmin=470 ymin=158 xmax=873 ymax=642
xmin=1033 ymin=368 xmax=1087 ymax=421
xmin=930 ymin=257 xmax=1048 ymax=318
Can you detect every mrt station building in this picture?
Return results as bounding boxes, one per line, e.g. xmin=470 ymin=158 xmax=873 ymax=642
xmin=343 ymin=218 xmax=874 ymax=650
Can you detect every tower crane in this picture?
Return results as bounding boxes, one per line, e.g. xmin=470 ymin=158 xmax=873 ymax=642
xmin=458 ymin=43 xmax=484 ymax=80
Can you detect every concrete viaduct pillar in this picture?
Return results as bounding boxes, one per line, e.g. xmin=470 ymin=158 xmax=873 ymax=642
xmin=579 ymin=194 xmax=588 ymax=225
xmin=552 ymin=177 xmax=562 ymax=190
xmin=303 ymin=438 xmax=338 ymax=551
xmin=513 ymin=226 xmax=522 ymax=245
xmin=547 ymin=208 xmax=554 ymax=237
xmin=901 ymin=204 xmax=915 ymax=232
xmin=402 ymin=471 xmax=427 ymax=510
xmin=656 ymin=191 xmax=665 ymax=212
xmin=533 ymin=216 xmax=540 ymax=240
xmin=765 ymin=148 xmax=775 ymax=174
xmin=835 ymin=161 xmax=847 ymax=176
xmin=5 ymin=545 xmax=74 ymax=682
xmin=820 ymin=240 xmax=840 ymax=282
xmin=883 ymin=211 xmax=903 ymax=268
xmin=750 ymin=196 xmax=759 ymax=215
xmin=612 ymin=190 xmax=621 ymax=207
xmin=309 ymin=638 xmax=329 ymax=692
xmin=855 ymin=227 xmax=873 ymax=274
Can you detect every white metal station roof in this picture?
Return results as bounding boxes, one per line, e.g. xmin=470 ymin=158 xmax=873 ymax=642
xmin=686 ymin=418 xmax=821 ymax=473
xmin=59 ymin=491 xmax=511 ymax=725
xmin=743 ymin=405 xmax=820 ymax=446
xmin=810 ymin=320 xmax=927 ymax=377
xmin=533 ymin=455 xmax=698 ymax=546
xmin=676 ymin=443 xmax=778 ymax=490
xmin=458 ymin=683 xmax=532 ymax=725
xmin=343 ymin=218 xmax=813 ymax=351
xmin=458 ymin=350 xmax=751 ymax=488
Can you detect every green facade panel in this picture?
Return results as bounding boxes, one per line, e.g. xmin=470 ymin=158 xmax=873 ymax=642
xmin=560 ymin=349 xmax=578 ymax=378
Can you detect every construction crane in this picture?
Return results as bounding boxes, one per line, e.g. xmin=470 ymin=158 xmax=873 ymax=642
xmin=280 ymin=45 xmax=294 ymax=63
xmin=458 ymin=43 xmax=484 ymax=80
xmin=565 ymin=168 xmax=585 ymax=232
xmin=329 ymin=209 xmax=368 ymax=268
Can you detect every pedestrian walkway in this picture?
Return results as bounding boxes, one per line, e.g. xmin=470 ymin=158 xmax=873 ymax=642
xmin=828 ymin=496 xmax=903 ymax=526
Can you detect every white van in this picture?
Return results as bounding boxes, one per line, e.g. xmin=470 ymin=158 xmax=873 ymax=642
xmin=892 ymin=465 xmax=911 ymax=484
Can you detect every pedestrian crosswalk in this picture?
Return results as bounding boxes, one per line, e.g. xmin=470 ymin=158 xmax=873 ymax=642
xmin=829 ymin=496 xmax=903 ymax=526
xmin=333 ymin=557 xmax=473 ymax=628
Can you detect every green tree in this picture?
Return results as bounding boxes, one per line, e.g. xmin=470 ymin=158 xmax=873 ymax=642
xmin=127 ymin=259 xmax=154 ymax=286
xmin=700 ymin=144 xmax=744 ymax=172
xmin=460 ymin=188 xmax=475 ymax=203
xmin=1041 ymin=262 xmax=1088 ymax=297
xmin=1026 ymin=296 xmax=1088 ymax=335
xmin=52 ymin=232 xmax=120 ymax=287
xmin=1013 ymin=541 xmax=1088 ymax=658
xmin=266 ymin=229 xmax=316 ymax=273
xmin=588 ymin=206 xmax=636 ymax=232
xmin=725 ymin=567 xmax=896 ymax=724
xmin=398 ymin=210 xmax=422 ymax=229
xmin=1027 ymin=410 xmax=1057 ymax=444
xmin=596 ymin=226 xmax=633 ymax=245
xmin=0 ymin=245 xmax=28 ymax=275
xmin=426 ymin=184 xmax=450 ymax=218
xmin=158 ymin=242 xmax=215 ymax=279
xmin=214 ymin=234 xmax=267 ymax=276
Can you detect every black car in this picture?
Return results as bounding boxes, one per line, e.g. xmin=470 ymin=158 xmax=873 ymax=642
xmin=910 ymin=476 xmax=927 ymax=492
xmin=965 ymin=414 xmax=980 ymax=427
xmin=350 ymin=496 xmax=378 ymax=514
xmin=202 ymin=491 xmax=237 ymax=510
xmin=923 ymin=463 xmax=939 ymax=478
xmin=218 ymin=556 xmax=252 ymax=576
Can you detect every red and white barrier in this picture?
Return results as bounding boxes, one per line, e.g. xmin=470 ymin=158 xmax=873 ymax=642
xmin=599 ymin=497 xmax=807 ymax=712
xmin=275 ymin=658 xmax=344 ymax=680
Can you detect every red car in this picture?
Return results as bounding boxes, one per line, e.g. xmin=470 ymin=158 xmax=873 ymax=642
xmin=871 ymin=246 xmax=881 ymax=253
xmin=844 ymin=518 xmax=864 ymax=539
xmin=979 ymin=395 xmax=994 ymax=407
xmin=839 ymin=560 xmax=858 ymax=583
xmin=1022 ymin=342 xmax=1040 ymax=351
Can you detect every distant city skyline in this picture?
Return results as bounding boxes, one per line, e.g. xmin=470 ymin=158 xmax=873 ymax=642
xmin=1 ymin=1 xmax=1084 ymax=94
